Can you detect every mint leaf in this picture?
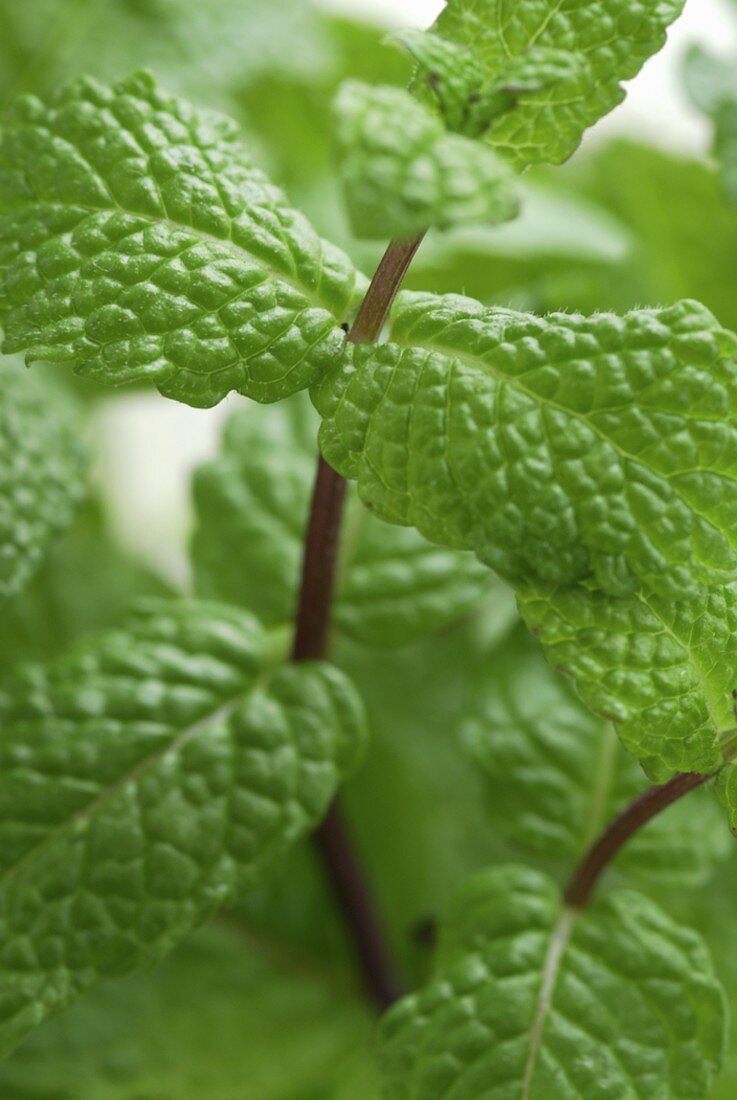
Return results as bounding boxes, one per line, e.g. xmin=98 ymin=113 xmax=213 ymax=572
xmin=391 ymin=31 xmax=492 ymax=137
xmin=380 ymin=866 xmax=725 ymax=1099
xmin=333 ymin=81 xmax=519 ymax=240
xmin=0 ymin=922 xmax=378 ymax=1100
xmin=0 ymin=71 xmax=359 ymax=408
xmin=465 ymin=625 xmax=730 ymax=884
xmin=314 ymin=291 xmax=737 ymax=601
xmin=0 ymin=357 xmax=85 ymax=602
xmin=191 ymin=395 xmax=490 ymax=648
xmin=684 ymin=45 xmax=737 ymax=205
xmin=518 ymin=580 xmax=737 ymax=780
xmin=432 ymin=0 xmax=685 ymax=169
xmin=0 ymin=598 xmax=365 ymax=1057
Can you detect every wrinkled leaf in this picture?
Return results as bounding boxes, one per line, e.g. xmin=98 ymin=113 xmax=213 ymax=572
xmin=381 ymin=865 xmax=725 ymax=1099
xmin=0 ymin=599 xmax=365 ymax=1057
xmin=465 ymin=624 xmax=730 ymax=881
xmin=333 ymin=81 xmax=519 ymax=240
xmin=518 ymin=580 xmax=737 ymax=779
xmin=433 ymin=0 xmax=685 ymax=169
xmin=314 ymin=291 xmax=737 ymax=602
xmin=0 ymin=72 xmax=359 ymax=408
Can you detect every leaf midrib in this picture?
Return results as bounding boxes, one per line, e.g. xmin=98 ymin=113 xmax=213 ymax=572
xmin=521 ymin=906 xmax=576 ymax=1099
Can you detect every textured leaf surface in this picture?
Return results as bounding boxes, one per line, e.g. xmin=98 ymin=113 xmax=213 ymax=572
xmin=433 ymin=0 xmax=685 ymax=169
xmin=192 ymin=396 xmax=490 ymax=648
xmin=314 ymin=291 xmax=737 ymax=601
xmin=518 ymin=580 xmax=737 ymax=779
xmin=0 ymin=922 xmax=378 ymax=1100
xmin=0 ymin=72 xmax=359 ymax=408
xmin=393 ymin=31 xmax=492 ymax=137
xmin=334 ymin=81 xmax=519 ymax=240
xmin=380 ymin=866 xmax=725 ymax=1100
xmin=0 ymin=358 xmax=85 ymax=603
xmin=465 ymin=625 xmax=729 ymax=882
xmin=0 ymin=599 xmax=365 ymax=1057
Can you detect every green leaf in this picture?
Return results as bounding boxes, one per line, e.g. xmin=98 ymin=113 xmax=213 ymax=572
xmin=0 ymin=71 xmax=360 ymax=408
xmin=684 ymin=46 xmax=737 ymax=205
xmin=518 ymin=580 xmax=737 ymax=779
xmin=333 ymin=81 xmax=519 ymax=240
xmin=391 ymin=31 xmax=492 ymax=138
xmin=314 ymin=291 xmax=737 ymax=601
xmin=0 ymin=357 xmax=85 ymax=603
xmin=0 ymin=598 xmax=365 ymax=1057
xmin=0 ymin=921 xmax=379 ymax=1100
xmin=432 ymin=0 xmax=686 ymax=170
xmin=380 ymin=865 xmax=726 ymax=1100
xmin=465 ymin=624 xmax=730 ymax=883
xmin=191 ymin=395 xmax=491 ymax=649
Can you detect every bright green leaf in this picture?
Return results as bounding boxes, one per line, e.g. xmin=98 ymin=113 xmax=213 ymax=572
xmin=333 ymin=81 xmax=519 ymax=240
xmin=0 ymin=598 xmax=365 ymax=1057
xmin=191 ymin=395 xmax=491 ymax=649
xmin=314 ymin=291 xmax=737 ymax=601
xmin=380 ymin=865 xmax=725 ymax=1099
xmin=0 ymin=71 xmax=360 ymax=408
xmin=0 ymin=358 xmax=85 ymax=603
xmin=432 ymin=0 xmax=686 ymax=170
xmin=465 ymin=624 xmax=730 ymax=882
xmin=518 ymin=580 xmax=737 ymax=779
xmin=392 ymin=30 xmax=492 ymax=137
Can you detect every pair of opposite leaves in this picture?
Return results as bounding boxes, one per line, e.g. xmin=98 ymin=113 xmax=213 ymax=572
xmin=2 ymin=58 xmax=737 ymax=781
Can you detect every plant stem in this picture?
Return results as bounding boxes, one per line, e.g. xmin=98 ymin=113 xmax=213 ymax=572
xmin=564 ymin=770 xmax=711 ymax=909
xmin=291 ymin=233 xmax=425 ymax=662
xmin=293 ymin=234 xmax=426 ymax=1011
xmin=314 ymin=804 xmax=401 ymax=1009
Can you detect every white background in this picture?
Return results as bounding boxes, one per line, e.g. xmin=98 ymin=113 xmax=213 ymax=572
xmin=96 ymin=0 xmax=737 ymax=584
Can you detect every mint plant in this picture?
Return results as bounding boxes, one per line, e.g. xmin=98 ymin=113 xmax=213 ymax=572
xmin=1 ymin=1 xmax=737 ymax=1097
